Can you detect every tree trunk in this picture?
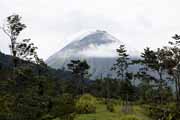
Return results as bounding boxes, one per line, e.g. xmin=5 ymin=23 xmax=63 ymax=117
xmin=159 ymin=71 xmax=163 ymax=104
xmin=177 ymin=75 xmax=180 ymax=108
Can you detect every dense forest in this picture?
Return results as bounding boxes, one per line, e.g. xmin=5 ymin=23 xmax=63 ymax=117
xmin=0 ymin=14 xmax=180 ymax=120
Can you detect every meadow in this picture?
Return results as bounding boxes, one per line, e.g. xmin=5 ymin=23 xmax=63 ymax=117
xmin=75 ymin=100 xmax=151 ymax=120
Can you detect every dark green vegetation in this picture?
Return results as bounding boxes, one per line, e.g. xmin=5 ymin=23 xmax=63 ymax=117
xmin=0 ymin=14 xmax=180 ymax=120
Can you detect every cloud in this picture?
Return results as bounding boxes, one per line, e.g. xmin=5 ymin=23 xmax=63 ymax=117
xmin=79 ymin=42 xmax=120 ymax=58
xmin=0 ymin=0 xmax=180 ymax=59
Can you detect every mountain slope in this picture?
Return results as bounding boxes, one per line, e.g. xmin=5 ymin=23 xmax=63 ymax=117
xmin=61 ymin=30 xmax=120 ymax=51
xmin=46 ymin=30 xmax=139 ymax=78
xmin=0 ymin=52 xmax=73 ymax=81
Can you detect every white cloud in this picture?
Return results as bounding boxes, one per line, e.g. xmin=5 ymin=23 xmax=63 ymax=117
xmin=0 ymin=0 xmax=180 ymax=59
xmin=79 ymin=43 xmax=120 ymax=58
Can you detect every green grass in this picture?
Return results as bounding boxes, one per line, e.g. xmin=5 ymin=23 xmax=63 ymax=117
xmin=75 ymin=103 xmax=152 ymax=120
xmin=75 ymin=104 xmax=122 ymax=120
xmin=133 ymin=105 xmax=152 ymax=120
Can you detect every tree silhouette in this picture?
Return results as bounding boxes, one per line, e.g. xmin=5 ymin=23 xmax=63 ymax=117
xmin=111 ymin=45 xmax=129 ymax=80
xmin=166 ymin=34 xmax=180 ymax=107
xmin=1 ymin=14 xmax=38 ymax=66
xmin=67 ymin=60 xmax=90 ymax=94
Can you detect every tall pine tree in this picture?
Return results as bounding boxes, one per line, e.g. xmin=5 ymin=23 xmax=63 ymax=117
xmin=112 ymin=45 xmax=129 ymax=80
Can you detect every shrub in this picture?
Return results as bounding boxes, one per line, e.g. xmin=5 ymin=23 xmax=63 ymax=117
xmin=106 ymin=102 xmax=115 ymax=112
xmin=0 ymin=95 xmax=14 ymax=119
xmin=96 ymin=98 xmax=105 ymax=104
xmin=76 ymin=94 xmax=96 ymax=114
xmin=51 ymin=94 xmax=76 ymax=120
xmin=120 ymin=115 xmax=141 ymax=120
xmin=13 ymin=94 xmax=50 ymax=120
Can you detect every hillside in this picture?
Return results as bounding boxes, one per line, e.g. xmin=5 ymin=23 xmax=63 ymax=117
xmin=46 ymin=30 xmax=140 ymax=78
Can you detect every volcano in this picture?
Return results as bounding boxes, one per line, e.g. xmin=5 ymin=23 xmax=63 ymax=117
xmin=46 ymin=30 xmax=139 ymax=78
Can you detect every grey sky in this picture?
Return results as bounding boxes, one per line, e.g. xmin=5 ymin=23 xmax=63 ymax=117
xmin=0 ymin=0 xmax=180 ymax=59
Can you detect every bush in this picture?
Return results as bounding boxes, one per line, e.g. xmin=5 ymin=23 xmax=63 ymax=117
xmin=106 ymin=102 xmax=115 ymax=112
xmin=145 ymin=104 xmax=180 ymax=120
xmin=76 ymin=94 xmax=96 ymax=114
xmin=120 ymin=115 xmax=141 ymax=120
xmin=0 ymin=95 xmax=14 ymax=120
xmin=13 ymin=94 xmax=50 ymax=120
xmin=51 ymin=94 xmax=76 ymax=120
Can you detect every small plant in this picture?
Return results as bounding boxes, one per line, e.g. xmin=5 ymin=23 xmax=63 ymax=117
xmin=106 ymin=102 xmax=115 ymax=112
xmin=51 ymin=94 xmax=76 ymax=120
xmin=120 ymin=115 xmax=141 ymax=120
xmin=76 ymin=94 xmax=96 ymax=114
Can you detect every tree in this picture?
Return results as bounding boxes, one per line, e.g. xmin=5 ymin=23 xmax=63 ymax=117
xmin=1 ymin=15 xmax=26 ymax=59
xmin=137 ymin=47 xmax=172 ymax=104
xmin=165 ymin=34 xmax=180 ymax=107
xmin=51 ymin=94 xmax=76 ymax=120
xmin=112 ymin=45 xmax=129 ymax=80
xmin=133 ymin=70 xmax=155 ymax=103
xmin=0 ymin=14 xmax=52 ymax=120
xmin=0 ymin=14 xmax=38 ymax=93
xmin=1 ymin=14 xmax=38 ymax=74
xmin=67 ymin=60 xmax=90 ymax=94
xmin=112 ymin=45 xmax=135 ymax=110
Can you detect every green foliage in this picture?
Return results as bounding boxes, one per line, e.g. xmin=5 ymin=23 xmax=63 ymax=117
xmin=134 ymin=47 xmax=175 ymax=104
xmin=89 ymin=78 xmax=120 ymax=99
xmin=111 ymin=45 xmax=129 ymax=80
xmin=40 ymin=114 xmax=54 ymax=120
xmin=0 ymin=14 xmax=179 ymax=120
xmin=120 ymin=115 xmax=141 ymax=120
xmin=13 ymin=94 xmax=50 ymax=120
xmin=119 ymin=80 xmax=135 ymax=101
xmin=3 ymin=14 xmax=38 ymax=63
xmin=0 ymin=95 xmax=14 ymax=120
xmin=67 ymin=60 xmax=90 ymax=77
xmin=76 ymin=94 xmax=96 ymax=114
xmin=51 ymin=94 xmax=76 ymax=120
xmin=106 ymin=101 xmax=115 ymax=112
xmin=144 ymin=104 xmax=180 ymax=120
xmin=67 ymin=60 xmax=90 ymax=94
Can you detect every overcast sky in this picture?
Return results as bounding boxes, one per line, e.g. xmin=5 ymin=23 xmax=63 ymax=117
xmin=0 ymin=0 xmax=180 ymax=59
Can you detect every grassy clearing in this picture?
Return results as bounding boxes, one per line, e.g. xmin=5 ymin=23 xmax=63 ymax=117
xmin=132 ymin=105 xmax=152 ymax=120
xmin=75 ymin=103 xmax=152 ymax=120
xmin=75 ymin=104 xmax=121 ymax=120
